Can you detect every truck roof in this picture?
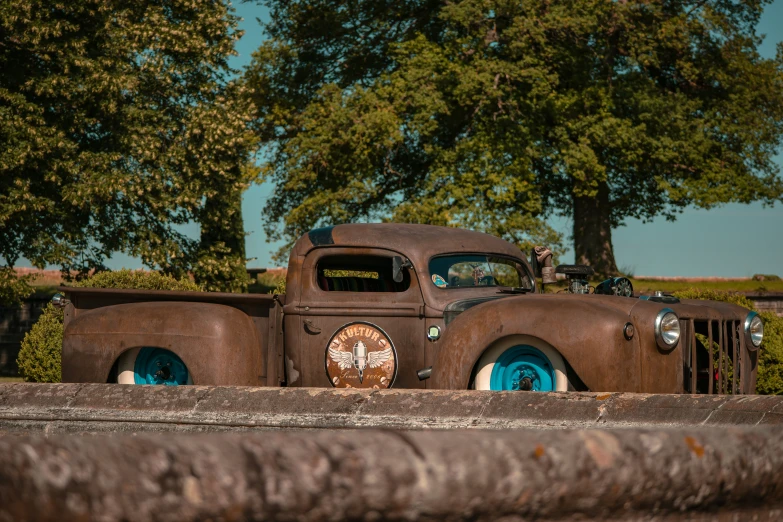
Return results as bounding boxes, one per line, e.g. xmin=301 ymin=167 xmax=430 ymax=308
xmin=291 ymin=223 xmax=525 ymax=263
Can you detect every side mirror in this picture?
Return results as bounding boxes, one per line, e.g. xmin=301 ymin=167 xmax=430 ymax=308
xmin=51 ymin=293 xmax=70 ymax=309
xmin=529 ymin=248 xmax=539 ymax=277
xmin=392 ymin=256 xmax=404 ymax=283
xmin=392 ymin=255 xmax=411 ymax=283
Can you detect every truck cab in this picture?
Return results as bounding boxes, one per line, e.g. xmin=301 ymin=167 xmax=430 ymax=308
xmin=280 ymin=223 xmax=531 ymax=389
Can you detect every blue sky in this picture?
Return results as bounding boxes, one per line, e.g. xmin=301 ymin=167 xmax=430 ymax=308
xmin=24 ymin=0 xmax=783 ymax=277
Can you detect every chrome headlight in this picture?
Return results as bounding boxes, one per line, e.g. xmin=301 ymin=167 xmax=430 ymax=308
xmin=745 ymin=312 xmax=764 ymax=348
xmin=655 ymin=308 xmax=680 ymax=349
xmin=51 ymin=293 xmax=70 ymax=309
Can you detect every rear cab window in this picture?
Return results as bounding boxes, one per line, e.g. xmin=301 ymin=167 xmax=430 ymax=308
xmin=317 ymin=255 xmax=410 ymax=292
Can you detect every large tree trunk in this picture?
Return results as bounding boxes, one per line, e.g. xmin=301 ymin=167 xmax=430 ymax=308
xmin=195 ymin=187 xmax=249 ymax=293
xmin=573 ymin=181 xmax=619 ymax=277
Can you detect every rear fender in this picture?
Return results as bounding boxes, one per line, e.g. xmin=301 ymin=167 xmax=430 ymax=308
xmin=429 ymin=297 xmax=641 ymax=392
xmin=62 ymin=301 xmax=261 ymax=385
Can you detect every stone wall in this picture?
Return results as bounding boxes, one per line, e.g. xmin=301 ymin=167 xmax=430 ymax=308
xmin=748 ymin=293 xmax=783 ymax=317
xmin=0 ymin=294 xmax=50 ymax=376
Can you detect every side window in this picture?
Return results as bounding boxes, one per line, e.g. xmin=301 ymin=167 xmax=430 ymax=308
xmin=317 ymin=255 xmax=411 ymax=292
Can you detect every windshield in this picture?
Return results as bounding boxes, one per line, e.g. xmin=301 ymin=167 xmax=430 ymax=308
xmin=428 ymin=254 xmax=533 ymax=290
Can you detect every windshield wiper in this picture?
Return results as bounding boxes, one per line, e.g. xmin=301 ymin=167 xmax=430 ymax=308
xmin=497 ymin=287 xmax=532 ymax=294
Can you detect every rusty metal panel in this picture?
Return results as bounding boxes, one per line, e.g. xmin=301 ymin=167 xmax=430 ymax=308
xmin=707 ymin=320 xmax=714 ymax=394
xmin=690 ymin=319 xmax=696 ymax=394
xmin=264 ymin=297 xmax=285 ymax=387
xmin=61 ymin=288 xmax=279 ymax=386
xmin=290 ymin=246 xmax=427 ymax=390
xmin=735 ymin=321 xmax=741 ymax=394
xmin=62 ymin=302 xmax=263 ymax=386
xmin=432 ymin=296 xmax=645 ymax=392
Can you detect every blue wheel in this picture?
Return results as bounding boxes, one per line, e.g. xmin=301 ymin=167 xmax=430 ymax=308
xmin=489 ymin=345 xmax=555 ymax=391
xmin=117 ymin=348 xmax=191 ymax=385
xmin=474 ymin=338 xmax=567 ymax=391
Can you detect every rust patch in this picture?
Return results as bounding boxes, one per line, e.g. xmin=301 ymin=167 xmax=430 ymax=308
xmin=684 ymin=436 xmax=705 ymax=458
xmin=533 ymin=444 xmax=545 ymax=459
xmin=596 ymin=394 xmax=612 ymax=401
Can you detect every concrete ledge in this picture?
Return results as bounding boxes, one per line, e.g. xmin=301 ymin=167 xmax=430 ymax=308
xmin=1 ymin=426 xmax=782 ymax=521
xmin=1 ymin=384 xmax=782 ymax=434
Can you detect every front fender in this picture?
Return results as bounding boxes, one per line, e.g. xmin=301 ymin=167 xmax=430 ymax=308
xmin=62 ymin=301 xmax=261 ymax=385
xmin=429 ymin=295 xmax=641 ymax=392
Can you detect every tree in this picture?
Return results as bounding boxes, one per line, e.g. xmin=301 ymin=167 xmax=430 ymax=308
xmin=245 ymin=0 xmax=783 ymax=274
xmin=0 ymin=0 xmax=256 ymax=293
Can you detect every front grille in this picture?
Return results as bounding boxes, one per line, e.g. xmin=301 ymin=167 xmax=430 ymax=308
xmin=680 ymin=319 xmax=757 ymax=394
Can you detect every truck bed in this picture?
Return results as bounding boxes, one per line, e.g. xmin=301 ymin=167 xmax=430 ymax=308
xmin=60 ymin=287 xmax=286 ymax=386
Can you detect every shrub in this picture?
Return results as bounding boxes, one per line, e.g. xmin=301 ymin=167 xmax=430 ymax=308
xmin=72 ymin=269 xmax=202 ymax=292
xmin=271 ymin=277 xmax=286 ymax=295
xmin=755 ymin=311 xmax=783 ymax=395
xmin=753 ymin=274 xmax=781 ymax=282
xmin=672 ymin=288 xmax=756 ymax=309
xmin=0 ymin=267 xmax=35 ymax=307
xmin=673 ymin=288 xmax=783 ymax=395
xmin=248 ymin=270 xmax=286 ymax=294
xmin=16 ymin=304 xmax=63 ymax=383
xmin=17 ymin=269 xmax=201 ymax=382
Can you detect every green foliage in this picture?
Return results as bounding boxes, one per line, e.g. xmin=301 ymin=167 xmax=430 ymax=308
xmin=0 ymin=267 xmax=34 ymax=306
xmin=753 ymin=274 xmax=781 ymax=282
xmin=671 ymin=288 xmax=756 ymax=310
xmin=17 ymin=269 xmax=201 ymax=382
xmin=17 ymin=303 xmax=63 ymax=383
xmin=756 ymin=311 xmax=783 ymax=395
xmin=0 ymin=0 xmax=257 ymax=292
xmin=673 ymin=289 xmax=783 ymax=395
xmin=248 ymin=271 xmax=286 ymax=294
xmin=323 ymin=270 xmax=378 ymax=279
xmin=246 ymin=0 xmax=783 ymax=270
xmin=271 ymin=278 xmax=287 ymax=295
xmin=631 ymin=279 xmax=783 ymax=294
xmin=72 ymin=269 xmax=202 ymax=292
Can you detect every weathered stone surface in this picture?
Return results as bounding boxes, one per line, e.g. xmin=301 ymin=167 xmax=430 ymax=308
xmin=1 ymin=384 xmax=783 ymax=435
xmin=0 ymin=426 xmax=782 ymax=521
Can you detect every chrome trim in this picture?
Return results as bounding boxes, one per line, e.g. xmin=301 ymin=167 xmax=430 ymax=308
xmin=744 ymin=311 xmax=763 ymax=349
xmin=654 ymin=308 xmax=679 ymax=350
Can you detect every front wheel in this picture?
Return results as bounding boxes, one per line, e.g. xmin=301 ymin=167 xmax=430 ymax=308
xmin=473 ymin=338 xmax=567 ymax=391
xmin=117 ymin=347 xmax=192 ymax=385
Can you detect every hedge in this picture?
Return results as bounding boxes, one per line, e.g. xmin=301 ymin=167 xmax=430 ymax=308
xmin=17 ymin=270 xmax=201 ymax=383
xmin=673 ymin=289 xmax=783 ymax=395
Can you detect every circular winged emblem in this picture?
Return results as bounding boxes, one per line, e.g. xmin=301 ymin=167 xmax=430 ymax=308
xmin=325 ymin=322 xmax=397 ymax=389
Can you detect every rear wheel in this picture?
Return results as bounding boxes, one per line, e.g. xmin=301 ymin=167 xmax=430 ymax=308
xmin=473 ymin=338 xmax=567 ymax=391
xmin=117 ymin=347 xmax=192 ymax=385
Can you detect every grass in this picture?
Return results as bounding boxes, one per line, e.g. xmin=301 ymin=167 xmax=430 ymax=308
xmin=629 ymin=278 xmax=783 ymax=294
xmin=0 ymin=377 xmax=23 ymax=383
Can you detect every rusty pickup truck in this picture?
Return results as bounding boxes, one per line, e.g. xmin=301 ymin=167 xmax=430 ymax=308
xmin=58 ymin=223 xmax=764 ymax=394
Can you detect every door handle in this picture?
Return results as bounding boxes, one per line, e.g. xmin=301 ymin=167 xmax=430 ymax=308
xmin=303 ymin=319 xmax=321 ymax=334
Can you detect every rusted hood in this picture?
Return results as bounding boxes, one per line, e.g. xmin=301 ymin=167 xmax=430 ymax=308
xmin=443 ymin=293 xmax=643 ymax=321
